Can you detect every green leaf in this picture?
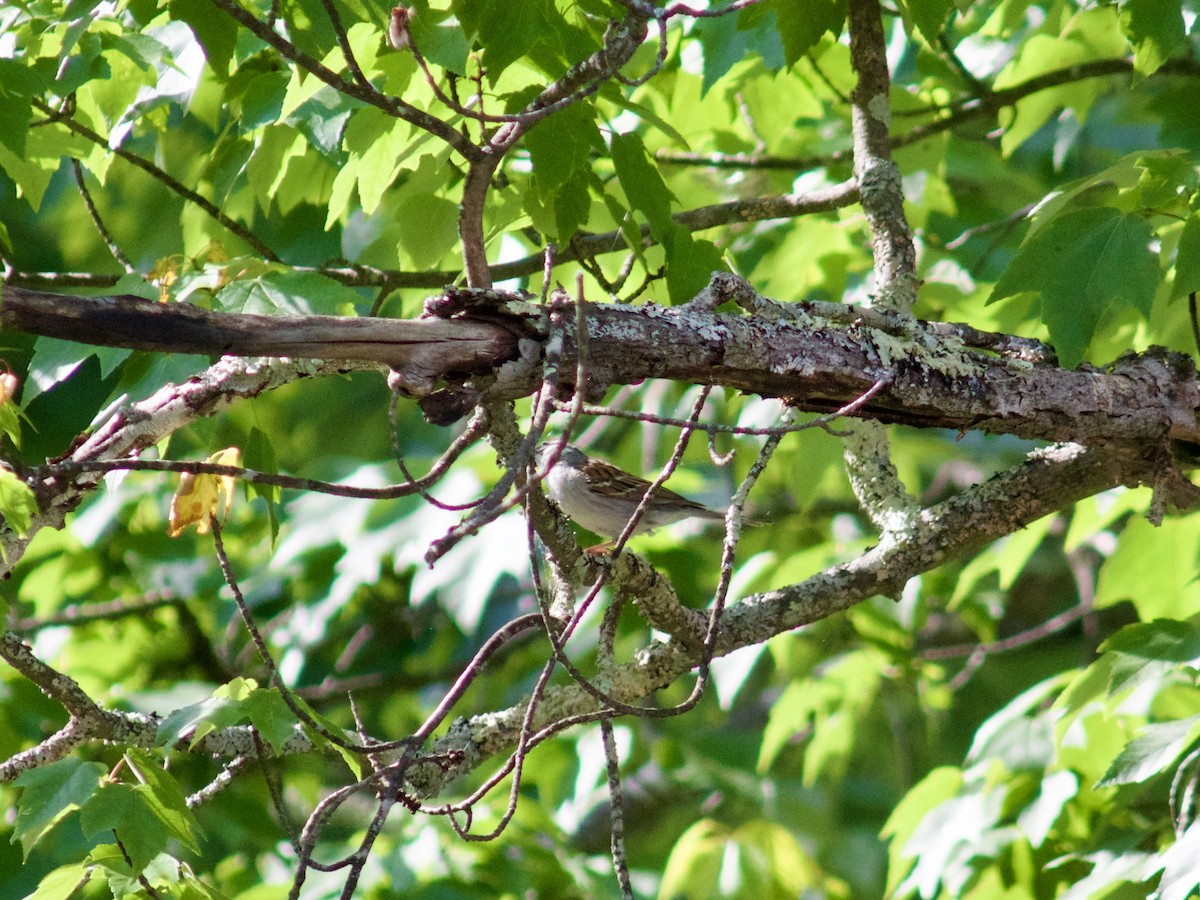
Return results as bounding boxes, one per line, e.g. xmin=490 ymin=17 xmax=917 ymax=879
xmin=284 ymin=86 xmax=358 ymax=161
xmin=333 ymin=108 xmax=414 ymax=220
xmin=950 ymin=516 xmax=1054 ymax=609
xmin=965 ymin=674 xmax=1070 ymax=768
xmin=169 ymin=0 xmax=238 ymax=77
xmin=156 ymin=678 xmax=300 ymax=753
xmin=79 ymin=783 xmax=170 ymax=873
xmin=769 ymin=0 xmax=847 ymax=67
xmin=239 ymin=71 xmax=290 ymax=130
xmin=600 ymin=189 xmax=645 ymax=269
xmin=0 ymin=137 xmax=63 ymax=213
xmin=1159 ymin=819 xmax=1200 ymax=900
xmin=14 ymin=759 xmax=107 ymax=856
xmin=214 ymin=270 xmax=364 ymax=316
xmin=888 ymin=772 xmax=1005 ymax=899
xmin=882 ymin=767 xmax=963 ymax=896
xmin=1119 ymin=0 xmax=1187 ymax=77
xmin=0 ymin=468 xmax=38 ymax=537
xmin=1098 ymin=715 xmax=1200 ymax=786
xmin=1095 ymin=515 xmax=1200 ymax=621
xmin=606 ymin=94 xmax=688 ymax=148
xmin=387 ymin=152 xmax=461 ymax=267
xmin=244 ymin=425 xmax=280 ymax=544
xmin=23 ymin=862 xmax=94 ymax=900
xmin=758 ymin=650 xmax=881 ymax=782
xmin=54 ymin=32 xmax=111 ymax=98
xmin=1017 ymin=770 xmax=1078 ymax=848
xmin=553 ymin=172 xmax=592 ymax=241
xmin=454 ymin=0 xmax=561 ymax=82
xmin=904 ymin=0 xmax=954 ymax=45
xmin=759 ymin=680 xmax=821 ymax=773
xmin=610 ymin=131 xmax=674 ymax=244
xmin=1170 ymin=212 xmax=1200 ymax=303
xmin=242 ymin=687 xmax=304 ymax=753
xmin=524 ymin=103 xmax=601 ymax=201
xmin=100 ymin=31 xmax=171 ymax=74
xmin=123 ymin=749 xmax=204 ymax=853
xmin=695 ymin=10 xmax=784 ymax=95
xmin=395 ymin=193 xmax=460 ymax=269
xmin=0 ymin=400 xmax=23 ymax=448
xmin=156 ymin=678 xmax=260 ymax=748
xmin=993 ymin=12 xmax=1125 ymax=156
xmin=660 ymin=820 xmax=725 ymax=897
xmin=664 ymin=228 xmax=726 ymax=305
xmin=661 ymin=818 xmax=819 ymax=897
xmin=1134 ymin=151 xmax=1198 ymax=210
xmin=408 ymin=17 xmax=471 ymax=76
xmin=989 ymin=206 xmax=1157 ymax=367
xmin=1100 ymin=619 xmax=1200 ymax=695
xmin=25 ymin=337 xmax=129 ymax=401
xmin=0 ymin=59 xmax=44 ymax=157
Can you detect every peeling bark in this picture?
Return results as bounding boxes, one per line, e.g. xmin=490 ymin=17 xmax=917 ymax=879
xmin=3 ymin=284 xmax=1198 ymax=446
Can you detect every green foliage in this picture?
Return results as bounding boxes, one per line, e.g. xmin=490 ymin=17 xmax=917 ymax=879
xmin=0 ymin=467 xmax=37 ymax=538
xmin=660 ymin=818 xmax=841 ymax=900
xmin=14 ymin=760 xmax=107 ymax=857
xmin=990 ymin=206 xmax=1157 ymax=368
xmin=156 ymin=678 xmax=300 ymax=753
xmin=886 ymin=618 xmax=1200 ymax=899
xmin=1 ymin=0 xmax=1199 ymax=897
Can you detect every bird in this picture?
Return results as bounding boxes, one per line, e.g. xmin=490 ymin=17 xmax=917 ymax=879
xmin=536 ymin=442 xmax=726 ymax=540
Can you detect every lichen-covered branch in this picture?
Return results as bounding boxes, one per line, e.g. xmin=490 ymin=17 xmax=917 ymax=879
xmin=403 ymin=440 xmax=1151 ymax=797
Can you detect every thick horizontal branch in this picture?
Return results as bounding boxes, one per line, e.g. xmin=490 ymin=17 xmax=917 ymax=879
xmin=5 ymin=282 xmax=1199 ymax=446
xmin=568 ymin=302 xmax=1199 ymax=444
xmin=0 ymin=287 xmax=522 ymax=393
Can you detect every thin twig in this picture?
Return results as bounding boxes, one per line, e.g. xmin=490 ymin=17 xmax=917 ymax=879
xmin=10 ymin=592 xmax=180 ymax=632
xmin=552 ymin=376 xmax=892 ymax=437
xmin=210 ymin=517 xmax=371 ymax=753
xmin=38 ymin=423 xmax=486 ymax=502
xmin=71 ymin=159 xmax=136 ymax=274
xmin=34 ymin=99 xmax=279 ymax=261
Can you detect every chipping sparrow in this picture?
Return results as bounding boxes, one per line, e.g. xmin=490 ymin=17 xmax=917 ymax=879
xmin=537 ymin=443 xmax=725 ymax=539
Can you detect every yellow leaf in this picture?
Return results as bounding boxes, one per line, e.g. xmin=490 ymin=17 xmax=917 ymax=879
xmin=168 ymin=448 xmax=241 ymax=537
xmin=153 ymin=256 xmax=179 ymax=303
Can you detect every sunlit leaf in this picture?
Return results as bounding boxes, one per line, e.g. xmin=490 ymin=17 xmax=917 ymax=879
xmin=611 ymin=131 xmax=674 ymax=244
xmin=0 ymin=467 xmax=38 ymax=537
xmin=1170 ymin=212 xmax=1200 ymax=303
xmin=769 ymin=0 xmax=846 ymax=68
xmin=168 ymin=447 xmax=241 ymax=537
xmin=1098 ymin=715 xmax=1200 ymax=787
xmin=123 ymin=749 xmax=204 ymax=853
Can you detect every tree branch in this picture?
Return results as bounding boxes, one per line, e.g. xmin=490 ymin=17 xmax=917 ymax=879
xmin=403 ymin=441 xmax=1151 ymax=797
xmin=4 ymin=283 xmax=1199 ymax=447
